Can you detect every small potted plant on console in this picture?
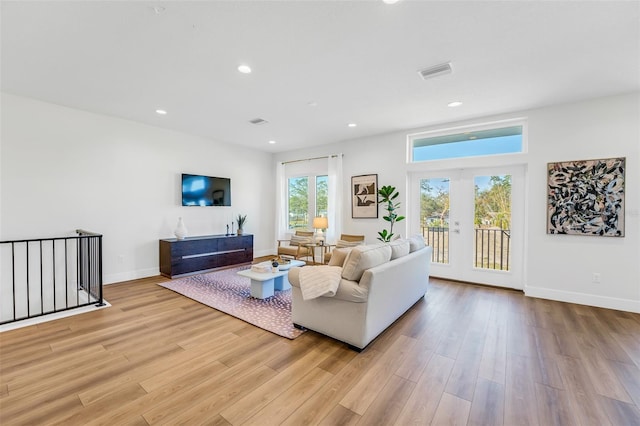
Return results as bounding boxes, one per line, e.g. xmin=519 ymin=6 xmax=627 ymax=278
xmin=236 ymin=214 xmax=247 ymax=235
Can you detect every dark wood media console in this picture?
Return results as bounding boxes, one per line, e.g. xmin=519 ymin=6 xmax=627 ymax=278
xmin=159 ymin=234 xmax=253 ymax=278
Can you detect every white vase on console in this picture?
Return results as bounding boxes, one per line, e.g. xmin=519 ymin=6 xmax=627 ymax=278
xmin=174 ymin=217 xmax=188 ymax=240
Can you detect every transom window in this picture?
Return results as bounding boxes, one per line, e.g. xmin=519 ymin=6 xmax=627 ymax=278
xmin=410 ymin=123 xmax=525 ymax=162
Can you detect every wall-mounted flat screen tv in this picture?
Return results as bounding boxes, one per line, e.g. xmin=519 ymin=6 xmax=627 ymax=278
xmin=182 ymin=174 xmax=231 ymax=206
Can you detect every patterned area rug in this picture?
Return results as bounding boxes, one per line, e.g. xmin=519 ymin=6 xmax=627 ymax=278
xmin=159 ymin=266 xmax=305 ymax=339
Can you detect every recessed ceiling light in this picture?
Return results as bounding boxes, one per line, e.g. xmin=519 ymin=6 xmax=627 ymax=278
xmin=268 ymin=140 xmax=276 ymax=144
xmin=155 ymin=109 xmax=167 ymax=115
xmin=238 ymin=65 xmax=252 ymax=74
xmin=383 ymin=0 xmax=400 ymax=4
xmin=348 ymin=123 xmax=357 ymax=128
xmin=447 ymin=101 xmax=463 ymax=108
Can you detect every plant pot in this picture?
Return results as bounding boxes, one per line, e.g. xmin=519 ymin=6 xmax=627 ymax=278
xmin=237 ymin=228 xmax=243 ymax=235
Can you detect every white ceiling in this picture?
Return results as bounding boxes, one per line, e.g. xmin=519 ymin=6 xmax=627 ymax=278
xmin=2 ymin=1 xmax=639 ymax=153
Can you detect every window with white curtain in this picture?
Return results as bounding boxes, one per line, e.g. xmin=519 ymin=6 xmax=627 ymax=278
xmin=277 ymin=154 xmax=342 ymax=243
xmin=287 ymin=174 xmax=327 ymax=230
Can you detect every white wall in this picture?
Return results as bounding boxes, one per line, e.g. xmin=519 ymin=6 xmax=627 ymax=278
xmin=3 ymin=92 xmax=638 ymax=311
xmin=275 ymin=92 xmax=640 ymax=312
xmin=525 ymin=93 xmax=639 ymax=311
xmin=1 ymin=93 xmax=276 ymax=284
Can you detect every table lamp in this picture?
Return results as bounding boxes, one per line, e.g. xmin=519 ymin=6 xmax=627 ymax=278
xmin=313 ymin=216 xmax=328 ymax=243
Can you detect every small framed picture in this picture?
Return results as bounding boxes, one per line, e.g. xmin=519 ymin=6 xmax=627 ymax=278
xmin=351 ymin=174 xmax=378 ymax=218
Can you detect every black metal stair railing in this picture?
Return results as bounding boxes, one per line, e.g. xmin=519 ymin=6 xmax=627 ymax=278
xmin=0 ymin=229 xmax=104 ymax=325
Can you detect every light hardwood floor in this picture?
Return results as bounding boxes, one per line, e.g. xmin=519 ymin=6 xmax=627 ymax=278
xmin=1 ymin=272 xmax=640 ymax=425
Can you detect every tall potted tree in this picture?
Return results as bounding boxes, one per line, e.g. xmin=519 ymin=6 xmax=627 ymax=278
xmin=377 ymin=185 xmax=405 ymax=242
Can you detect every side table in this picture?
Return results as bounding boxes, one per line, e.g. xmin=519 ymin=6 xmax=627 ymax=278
xmin=303 ymin=242 xmax=326 ymax=264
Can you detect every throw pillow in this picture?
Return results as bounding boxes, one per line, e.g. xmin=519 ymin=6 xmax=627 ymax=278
xmin=328 ymin=247 xmax=353 ymax=267
xmin=290 ymin=234 xmax=312 ymax=246
xmin=408 ymin=234 xmax=426 ymax=252
xmin=341 ymin=244 xmax=392 ymax=281
xmin=388 ymin=239 xmax=410 ymax=260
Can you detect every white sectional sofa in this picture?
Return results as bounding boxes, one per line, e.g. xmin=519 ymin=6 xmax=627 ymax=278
xmin=288 ymin=237 xmax=432 ymax=351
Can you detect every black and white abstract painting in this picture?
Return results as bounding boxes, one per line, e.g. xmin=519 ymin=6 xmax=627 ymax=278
xmin=547 ymin=157 xmax=625 ymax=237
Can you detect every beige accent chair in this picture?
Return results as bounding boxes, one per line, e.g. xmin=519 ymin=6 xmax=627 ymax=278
xmin=277 ymin=230 xmax=315 ymax=262
xmin=324 ymin=234 xmax=365 ymax=264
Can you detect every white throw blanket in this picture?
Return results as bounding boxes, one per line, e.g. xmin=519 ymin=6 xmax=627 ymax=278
xmin=298 ymin=266 xmax=342 ymax=300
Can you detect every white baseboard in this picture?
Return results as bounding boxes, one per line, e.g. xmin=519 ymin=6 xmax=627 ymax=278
xmin=254 ymin=248 xmax=276 ymax=259
xmin=525 ymin=285 xmax=640 ymax=313
xmin=104 ymin=267 xmax=159 ymax=285
xmin=0 ymin=300 xmax=112 ymax=332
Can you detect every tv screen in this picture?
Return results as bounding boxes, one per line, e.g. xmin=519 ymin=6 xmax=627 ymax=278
xmin=182 ymin=174 xmax=231 ymax=206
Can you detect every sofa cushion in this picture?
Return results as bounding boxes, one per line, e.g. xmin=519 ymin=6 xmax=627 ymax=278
xmin=341 ymin=244 xmax=392 ymax=281
xmin=328 ymin=247 xmax=352 ymax=267
xmin=388 ymin=239 xmax=410 ymax=260
xmin=408 ymin=235 xmax=426 ymax=252
xmin=333 ymin=278 xmax=369 ymax=302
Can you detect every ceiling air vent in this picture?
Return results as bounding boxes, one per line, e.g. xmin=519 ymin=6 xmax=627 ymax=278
xmin=418 ymin=62 xmax=452 ymax=80
xmin=249 ymin=118 xmax=269 ymax=125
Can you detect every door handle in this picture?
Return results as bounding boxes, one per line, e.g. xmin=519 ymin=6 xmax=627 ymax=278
xmin=453 ymin=229 xmax=460 ymax=234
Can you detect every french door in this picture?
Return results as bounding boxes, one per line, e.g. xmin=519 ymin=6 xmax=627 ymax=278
xmin=410 ymin=166 xmax=525 ymax=289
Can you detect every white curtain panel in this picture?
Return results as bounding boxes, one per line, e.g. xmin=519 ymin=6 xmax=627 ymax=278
xmin=275 ymin=161 xmax=288 ymax=240
xmin=327 ymin=154 xmax=343 ymax=244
